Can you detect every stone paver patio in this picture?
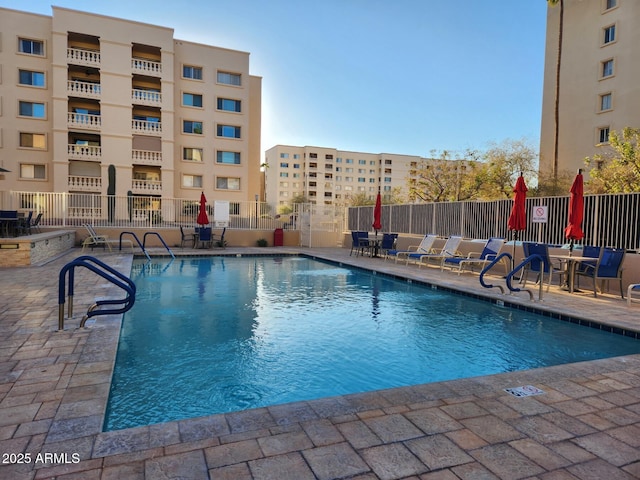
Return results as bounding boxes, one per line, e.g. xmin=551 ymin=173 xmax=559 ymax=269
xmin=0 ymin=245 xmax=639 ymax=479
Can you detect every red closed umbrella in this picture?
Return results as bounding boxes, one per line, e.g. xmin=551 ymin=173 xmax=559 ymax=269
xmin=197 ymin=192 xmax=209 ymax=226
xmin=372 ymin=191 xmax=382 ymax=235
xmin=564 ymin=169 xmax=584 ymax=253
xmin=508 ymin=173 xmax=528 ymax=263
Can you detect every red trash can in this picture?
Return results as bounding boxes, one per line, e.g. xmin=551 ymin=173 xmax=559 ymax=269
xmin=274 ymin=228 xmax=284 ymax=246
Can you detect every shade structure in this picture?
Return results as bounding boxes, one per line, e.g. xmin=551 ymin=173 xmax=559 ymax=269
xmin=197 ymin=192 xmax=209 ymax=226
xmin=372 ymin=191 xmax=382 ymax=233
xmin=564 ymin=170 xmax=584 ymax=251
xmin=0 ymin=167 xmax=9 ymax=172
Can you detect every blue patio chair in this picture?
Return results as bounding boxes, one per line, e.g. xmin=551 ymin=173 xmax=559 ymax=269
xmin=379 ymin=233 xmax=398 ymax=258
xmin=575 ymin=247 xmax=625 ymax=298
xmin=349 ymin=231 xmax=371 ymax=256
xmin=442 ymin=237 xmax=504 ymax=274
xmin=197 ymin=227 xmax=213 ymax=249
xmin=565 ymin=245 xmax=600 ymax=288
xmin=387 ymin=234 xmax=437 ymax=263
xmin=521 ymin=242 xmax=563 ymax=290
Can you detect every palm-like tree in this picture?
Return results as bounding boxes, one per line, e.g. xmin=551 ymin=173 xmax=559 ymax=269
xmin=548 ymin=0 xmax=564 ymax=180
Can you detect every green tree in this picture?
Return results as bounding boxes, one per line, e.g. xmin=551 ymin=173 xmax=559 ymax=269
xmin=586 ymin=127 xmax=640 ymax=193
xmin=480 ymin=139 xmax=538 ymax=199
xmin=408 ymin=150 xmax=480 ymax=202
xmin=531 ymin=168 xmax=574 ymax=196
xmin=348 ymin=192 xmax=375 ymax=206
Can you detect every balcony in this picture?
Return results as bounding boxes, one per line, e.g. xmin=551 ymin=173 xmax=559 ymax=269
xmin=132 ymin=149 xmax=162 ymax=166
xmin=68 ymin=80 xmax=101 ymax=99
xmin=132 ymin=58 xmax=162 ymax=77
xmin=132 ymin=119 xmax=162 ymax=135
xmin=132 ymin=89 xmax=162 ymax=107
xmin=67 ymin=47 xmax=100 ymax=68
xmin=68 ymin=144 xmax=102 ymax=161
xmin=68 ymin=175 xmax=102 ymax=192
xmin=68 ymin=112 xmax=101 ymax=130
xmin=131 ymin=179 xmax=162 ymax=194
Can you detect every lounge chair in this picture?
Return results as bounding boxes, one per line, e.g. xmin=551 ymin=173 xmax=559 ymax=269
xmin=521 ymin=242 xmax=563 ymax=291
xmin=575 ymin=246 xmax=625 ymax=298
xmin=82 ymin=224 xmax=116 ymax=252
xmin=442 ymin=237 xmax=504 ymax=274
xmin=416 ymin=235 xmax=463 ymax=268
xmin=386 ymin=234 xmax=437 ymax=263
xmin=627 ymin=284 xmax=640 ymax=306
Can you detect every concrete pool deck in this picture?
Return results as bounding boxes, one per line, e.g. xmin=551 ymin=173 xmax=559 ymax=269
xmin=0 ymin=246 xmax=639 ymax=480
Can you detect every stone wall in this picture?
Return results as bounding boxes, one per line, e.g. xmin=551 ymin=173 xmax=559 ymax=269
xmin=0 ymin=231 xmax=75 ymax=267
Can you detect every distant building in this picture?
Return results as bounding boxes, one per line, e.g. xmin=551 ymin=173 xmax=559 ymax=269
xmin=0 ymin=6 xmax=262 ymax=204
xmin=264 ymin=145 xmax=444 ymax=208
xmin=540 ymin=0 xmax=640 ymax=177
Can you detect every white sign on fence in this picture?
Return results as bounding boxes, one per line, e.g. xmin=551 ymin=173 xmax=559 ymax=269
xmin=531 ymin=205 xmax=548 ymax=223
xmin=214 ymin=200 xmax=229 ymax=227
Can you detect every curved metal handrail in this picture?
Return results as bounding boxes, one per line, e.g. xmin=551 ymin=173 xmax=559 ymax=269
xmin=119 ymin=231 xmax=151 ymax=260
xmin=479 ymin=252 xmax=512 ymax=294
xmin=143 ymin=232 xmax=175 ymax=259
xmin=505 ymin=254 xmax=545 ymax=301
xmin=58 ymin=255 xmax=136 ymax=330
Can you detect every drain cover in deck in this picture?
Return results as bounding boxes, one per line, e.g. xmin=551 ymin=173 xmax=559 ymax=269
xmin=504 ymin=385 xmax=545 ymax=397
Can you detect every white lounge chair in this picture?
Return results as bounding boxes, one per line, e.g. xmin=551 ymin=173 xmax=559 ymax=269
xmin=441 ymin=237 xmax=505 ymax=274
xmin=386 ymin=234 xmax=437 ymax=263
xmin=416 ymin=235 xmax=463 ymax=269
xmin=81 ymin=224 xmax=133 ymax=252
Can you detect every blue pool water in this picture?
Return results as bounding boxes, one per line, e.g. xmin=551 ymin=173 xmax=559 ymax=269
xmin=104 ymin=256 xmax=640 ymax=431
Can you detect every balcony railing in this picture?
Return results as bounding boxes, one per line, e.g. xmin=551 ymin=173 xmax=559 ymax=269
xmin=68 ymin=144 xmax=102 ymax=161
xmin=68 ymin=175 xmax=102 ymax=192
xmin=67 ymin=47 xmax=101 ymax=67
xmin=67 ymin=80 xmax=101 ymax=99
xmin=131 ymin=179 xmax=162 ymax=194
xmin=132 ymin=89 xmax=162 ymax=106
xmin=132 ymin=58 xmax=162 ymax=76
xmin=68 ymin=112 xmax=101 ymax=130
xmin=132 ymin=149 xmax=162 ymax=165
xmin=132 ymin=119 xmax=162 ymax=135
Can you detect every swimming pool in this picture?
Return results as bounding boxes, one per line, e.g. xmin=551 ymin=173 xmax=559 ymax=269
xmin=104 ymin=256 xmax=640 ymax=431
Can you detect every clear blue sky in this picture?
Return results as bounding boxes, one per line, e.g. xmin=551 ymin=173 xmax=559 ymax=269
xmin=5 ymin=1 xmax=548 ymax=159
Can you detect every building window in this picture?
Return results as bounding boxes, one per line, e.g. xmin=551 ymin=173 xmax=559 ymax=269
xmin=20 ymin=164 xmax=46 ymax=179
xmin=293 ymin=154 xmax=300 ymax=159
xmin=603 ymin=25 xmax=616 ymax=45
xmin=217 ymin=151 xmax=241 ymax=164
xmin=217 ymin=125 xmax=241 ymax=138
xmin=19 ymin=133 xmax=46 ymax=149
xmin=217 ymin=71 xmax=241 ymax=86
xmin=600 ymin=93 xmax=612 ymax=111
xmin=19 ymin=101 xmax=46 ymax=118
xmin=280 ymin=162 xmax=289 ymax=168
xmin=279 ymin=172 xmax=289 ymax=178
xmin=216 ymin=177 xmax=240 ymax=190
xmin=280 ymin=153 xmax=289 ymax=159
xmin=605 ymin=0 xmax=617 ymax=10
xmin=183 ymin=93 xmax=203 ymax=108
xmin=598 ymin=126 xmax=610 ymax=144
xmin=217 ymin=98 xmax=241 ymax=112
xmin=19 ymin=38 xmax=44 ymax=56
xmin=183 ymin=65 xmax=203 ymax=80
xmin=183 ymin=120 xmax=203 ymax=134
xmin=183 ymin=147 xmax=203 ymax=162
xmin=293 ymin=164 xmax=300 ymax=169
xmin=601 ymin=59 xmax=614 ymax=78
xmin=182 ymin=174 xmax=203 ymax=188
xmin=346 ymin=158 xmax=353 ymax=164
xmin=19 ymin=69 xmax=45 ymax=87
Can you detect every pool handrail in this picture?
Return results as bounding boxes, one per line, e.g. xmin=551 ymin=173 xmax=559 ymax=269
xmin=58 ymin=255 xmax=136 ymax=331
xmin=506 ymin=254 xmax=545 ymax=301
xmin=479 ymin=252 xmax=512 ymax=294
xmin=119 ymin=231 xmax=151 ymax=260
xmin=143 ymin=232 xmax=175 ymax=259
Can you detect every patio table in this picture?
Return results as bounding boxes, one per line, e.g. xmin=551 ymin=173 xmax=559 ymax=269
xmin=549 ymin=254 xmax=595 ymax=293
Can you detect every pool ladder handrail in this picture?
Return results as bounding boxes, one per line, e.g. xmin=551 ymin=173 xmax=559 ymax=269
xmin=119 ymin=231 xmax=175 ymax=260
xmin=505 ymin=254 xmax=545 ymax=302
xmin=58 ymin=255 xmax=136 ymax=331
xmin=479 ymin=252 xmax=512 ymax=294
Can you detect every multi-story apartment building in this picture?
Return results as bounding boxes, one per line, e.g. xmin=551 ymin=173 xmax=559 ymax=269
xmin=0 ymin=7 xmax=261 ymax=208
xmin=264 ymin=145 xmax=420 ymax=208
xmin=540 ymin=0 xmax=640 ymax=178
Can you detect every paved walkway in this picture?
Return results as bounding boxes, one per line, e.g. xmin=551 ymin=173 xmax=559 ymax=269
xmin=0 ymin=246 xmax=639 ymax=480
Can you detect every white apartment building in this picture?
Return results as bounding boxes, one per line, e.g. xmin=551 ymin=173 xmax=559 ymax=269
xmin=0 ymin=7 xmax=262 ymax=207
xmin=540 ymin=0 xmax=640 ymax=177
xmin=264 ymin=145 xmax=420 ymax=208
